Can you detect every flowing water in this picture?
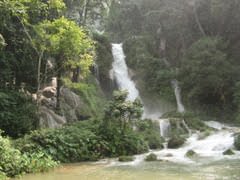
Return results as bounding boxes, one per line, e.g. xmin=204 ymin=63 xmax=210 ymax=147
xmin=172 ymin=80 xmax=185 ymax=113
xmin=17 ymin=159 xmax=240 ymax=180
xmin=18 ymin=121 xmax=240 ymax=180
xmin=111 ymin=43 xmax=140 ymax=101
xmin=17 ymin=44 xmax=240 ymax=180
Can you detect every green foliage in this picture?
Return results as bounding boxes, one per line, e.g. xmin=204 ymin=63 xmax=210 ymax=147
xmin=234 ymin=134 xmax=240 ymax=150
xmin=93 ymin=33 xmax=113 ymax=80
xmin=99 ymin=125 xmax=148 ymax=156
xmin=137 ymin=120 xmax=164 ymax=149
xmin=123 ymin=38 xmax=175 ymax=101
xmin=180 ymin=37 xmax=234 ymax=110
xmin=15 ymin=120 xmax=109 ymax=163
xmin=145 ymin=153 xmax=157 ymax=161
xmin=104 ymin=90 xmax=143 ymax=133
xmin=0 ymin=90 xmax=38 ymax=138
xmin=36 ymin=17 xmax=94 ymax=77
xmin=118 ymin=155 xmax=135 ymax=162
xmin=0 ymin=131 xmax=57 ymax=178
xmin=168 ymin=136 xmax=185 ymax=149
xmin=64 ymin=76 xmax=106 ymax=117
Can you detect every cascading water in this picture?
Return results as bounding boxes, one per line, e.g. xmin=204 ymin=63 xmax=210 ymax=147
xmin=172 ymin=80 xmax=185 ymax=113
xmin=111 ymin=43 xmax=139 ymax=101
xmin=159 ymin=119 xmax=171 ymax=139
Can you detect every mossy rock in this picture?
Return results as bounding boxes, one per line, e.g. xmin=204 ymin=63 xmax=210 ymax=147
xmin=185 ymin=150 xmax=197 ymax=157
xmin=118 ymin=156 xmax=135 ymax=162
xmin=168 ymin=136 xmax=185 ymax=149
xmin=145 ymin=153 xmax=157 ymax=161
xmin=234 ymin=134 xmax=240 ymax=150
xmin=223 ymin=149 xmax=235 ymax=155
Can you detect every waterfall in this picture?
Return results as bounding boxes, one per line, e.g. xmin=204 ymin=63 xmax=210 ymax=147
xmin=172 ymin=80 xmax=185 ymax=113
xmin=159 ymin=119 xmax=171 ymax=139
xmin=111 ymin=43 xmax=139 ymax=101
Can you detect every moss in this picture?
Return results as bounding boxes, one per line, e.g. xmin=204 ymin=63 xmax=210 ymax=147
xmin=118 ymin=156 xmax=135 ymax=162
xmin=168 ymin=136 xmax=185 ymax=149
xmin=185 ymin=150 xmax=197 ymax=157
xmin=64 ymin=76 xmax=106 ymax=118
xmin=234 ymin=134 xmax=240 ymax=150
xmin=145 ymin=153 xmax=157 ymax=161
xmin=223 ymin=149 xmax=235 ymax=155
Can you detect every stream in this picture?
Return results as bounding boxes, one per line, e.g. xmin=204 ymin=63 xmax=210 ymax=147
xmin=17 ymin=159 xmax=240 ymax=180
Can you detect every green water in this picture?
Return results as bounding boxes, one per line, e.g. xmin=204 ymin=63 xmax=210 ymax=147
xmin=16 ymin=159 xmax=240 ymax=180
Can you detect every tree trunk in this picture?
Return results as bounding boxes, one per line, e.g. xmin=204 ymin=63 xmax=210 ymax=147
xmin=193 ymin=3 xmax=206 ymax=36
xmin=71 ymin=67 xmax=80 ymax=82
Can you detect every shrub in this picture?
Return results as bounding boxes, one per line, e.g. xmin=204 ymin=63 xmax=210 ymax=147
xmin=99 ymin=125 xmax=148 ymax=157
xmin=15 ymin=120 xmax=110 ymax=163
xmin=168 ymin=136 xmax=185 ymax=149
xmin=118 ymin=156 xmax=135 ymax=162
xmin=0 ymin=131 xmax=57 ymax=178
xmin=137 ymin=120 xmax=164 ymax=149
xmin=0 ymin=91 xmax=38 ymax=138
xmin=145 ymin=153 xmax=157 ymax=161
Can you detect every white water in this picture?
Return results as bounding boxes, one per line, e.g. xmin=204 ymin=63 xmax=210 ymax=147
xmin=110 ymin=121 xmax=240 ymax=166
xmin=172 ymin=80 xmax=185 ymax=113
xmin=111 ymin=43 xmax=139 ymax=101
xmin=159 ymin=119 xmax=171 ymax=138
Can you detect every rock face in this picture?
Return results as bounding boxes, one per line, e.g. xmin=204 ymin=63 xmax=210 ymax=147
xmin=39 ymin=106 xmax=66 ymax=128
xmin=60 ymin=87 xmax=85 ymax=122
xmin=37 ymin=77 xmax=86 ymax=128
xmin=42 ymin=86 xmax=56 ymax=98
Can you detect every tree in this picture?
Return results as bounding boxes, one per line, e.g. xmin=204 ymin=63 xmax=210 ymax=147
xmin=104 ymin=90 xmax=143 ymax=133
xmin=36 ymin=17 xmax=94 ymax=111
xmin=180 ymin=37 xmax=235 ymax=110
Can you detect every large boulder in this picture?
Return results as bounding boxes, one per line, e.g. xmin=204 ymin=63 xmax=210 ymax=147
xmin=42 ymin=86 xmax=56 ymax=98
xmin=39 ymin=106 xmax=66 ymax=128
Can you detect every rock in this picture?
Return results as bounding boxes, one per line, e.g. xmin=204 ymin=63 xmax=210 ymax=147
xmin=42 ymin=86 xmax=56 ymax=98
xmin=168 ymin=136 xmax=185 ymax=149
xmin=145 ymin=153 xmax=157 ymax=161
xmin=60 ymin=87 xmax=85 ymax=122
xmin=185 ymin=150 xmax=197 ymax=157
xmin=223 ymin=149 xmax=235 ymax=155
xmin=39 ymin=106 xmax=66 ymax=128
xmin=234 ymin=134 xmax=240 ymax=150
xmin=118 ymin=156 xmax=135 ymax=162
xmin=165 ymin=153 xmax=173 ymax=157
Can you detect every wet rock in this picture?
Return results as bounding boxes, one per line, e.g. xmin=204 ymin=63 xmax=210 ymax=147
xmin=185 ymin=150 xmax=197 ymax=157
xmin=118 ymin=156 xmax=135 ymax=162
xmin=223 ymin=149 xmax=235 ymax=155
xmin=145 ymin=153 xmax=157 ymax=161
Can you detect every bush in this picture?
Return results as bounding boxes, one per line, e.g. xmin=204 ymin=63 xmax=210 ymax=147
xmin=0 ymin=131 xmax=57 ymax=178
xmin=99 ymin=125 xmax=148 ymax=157
xmin=145 ymin=153 xmax=157 ymax=161
xmin=137 ymin=120 xmax=164 ymax=149
xmin=0 ymin=91 xmax=38 ymax=138
xmin=15 ymin=120 xmax=110 ymax=163
xmin=234 ymin=134 xmax=240 ymax=150
xmin=168 ymin=136 xmax=185 ymax=149
xmin=118 ymin=156 xmax=135 ymax=162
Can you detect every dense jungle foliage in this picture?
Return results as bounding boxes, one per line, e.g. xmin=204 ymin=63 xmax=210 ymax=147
xmin=1 ymin=0 xmax=240 ymax=179
xmin=106 ymin=0 xmax=240 ymax=122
